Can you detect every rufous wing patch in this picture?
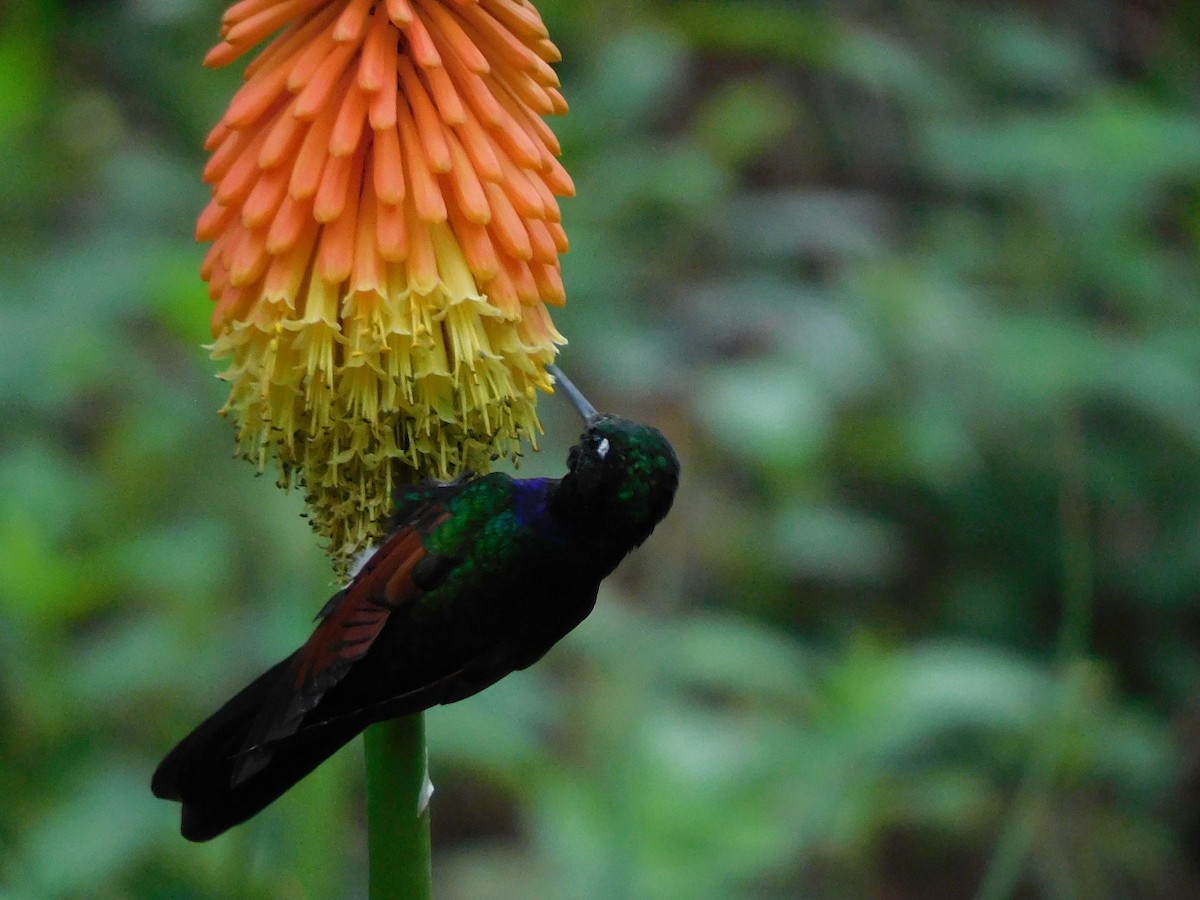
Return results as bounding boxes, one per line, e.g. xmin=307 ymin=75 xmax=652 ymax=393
xmin=230 ymin=511 xmax=450 ymax=785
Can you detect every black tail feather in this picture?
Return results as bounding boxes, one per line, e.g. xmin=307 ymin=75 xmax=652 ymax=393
xmin=151 ymin=654 xmax=361 ymax=842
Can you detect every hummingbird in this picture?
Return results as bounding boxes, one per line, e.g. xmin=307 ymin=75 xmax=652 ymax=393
xmin=151 ymin=364 xmax=680 ymax=841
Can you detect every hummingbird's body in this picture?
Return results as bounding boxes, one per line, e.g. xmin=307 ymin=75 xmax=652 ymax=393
xmin=152 ymin=372 xmax=680 ymax=841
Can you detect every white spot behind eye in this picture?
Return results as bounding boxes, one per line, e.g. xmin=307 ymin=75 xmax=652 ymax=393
xmin=596 ymin=437 xmax=610 ymax=458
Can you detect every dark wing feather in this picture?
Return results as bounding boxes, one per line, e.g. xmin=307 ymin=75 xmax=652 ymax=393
xmin=151 ymin=473 xmax=533 ymax=840
xmin=150 ymin=652 xmax=359 ymax=841
xmin=242 ymin=623 xmax=575 ymax=753
xmin=230 ymin=488 xmax=459 ymax=784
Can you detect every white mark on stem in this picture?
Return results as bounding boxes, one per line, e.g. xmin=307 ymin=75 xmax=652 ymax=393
xmin=418 ymin=746 xmax=434 ymax=816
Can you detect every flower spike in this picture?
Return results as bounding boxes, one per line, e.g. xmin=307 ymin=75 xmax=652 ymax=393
xmin=198 ymin=0 xmax=573 ymax=570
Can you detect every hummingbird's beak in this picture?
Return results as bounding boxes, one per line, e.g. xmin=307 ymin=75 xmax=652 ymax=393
xmin=547 ymin=364 xmax=600 ymax=423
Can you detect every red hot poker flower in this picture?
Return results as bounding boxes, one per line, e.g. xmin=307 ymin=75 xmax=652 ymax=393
xmin=198 ymin=0 xmax=573 ymax=568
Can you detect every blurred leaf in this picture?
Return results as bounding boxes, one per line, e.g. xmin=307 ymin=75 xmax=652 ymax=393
xmin=698 ymin=360 xmax=832 ymax=478
xmin=833 ymin=25 xmax=965 ymax=110
xmin=772 ymin=503 xmax=904 ymax=586
xmin=13 ymin=765 xmax=161 ymax=898
xmin=922 ymin=94 xmax=1200 ymax=222
xmin=963 ymin=10 xmax=1094 ymax=97
xmin=667 ymin=613 xmax=812 ymax=704
xmin=717 ymin=189 xmax=893 ymax=263
xmin=696 ymin=78 xmax=799 ymax=168
xmin=664 ymin=2 xmax=836 ymax=65
xmin=0 ymin=1 xmax=52 ymax=135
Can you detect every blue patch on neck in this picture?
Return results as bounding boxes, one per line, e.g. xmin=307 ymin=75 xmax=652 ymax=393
xmin=510 ymin=478 xmax=556 ymax=527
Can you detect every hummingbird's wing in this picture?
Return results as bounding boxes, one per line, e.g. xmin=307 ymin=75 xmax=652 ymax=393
xmin=230 ymin=479 xmax=467 ymax=784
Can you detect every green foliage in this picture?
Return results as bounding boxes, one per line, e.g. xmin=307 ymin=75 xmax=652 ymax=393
xmin=2 ymin=0 xmax=1199 ymax=897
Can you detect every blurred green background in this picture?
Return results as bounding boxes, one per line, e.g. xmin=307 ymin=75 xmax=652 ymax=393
xmin=3 ymin=0 xmax=1200 ymax=897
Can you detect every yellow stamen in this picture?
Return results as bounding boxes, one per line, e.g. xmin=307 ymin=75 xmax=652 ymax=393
xmin=201 ymin=0 xmax=571 ymax=570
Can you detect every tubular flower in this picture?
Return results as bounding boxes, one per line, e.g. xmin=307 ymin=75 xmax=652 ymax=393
xmin=199 ymin=0 xmax=572 ymax=569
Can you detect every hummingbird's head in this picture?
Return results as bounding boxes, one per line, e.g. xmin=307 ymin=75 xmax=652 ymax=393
xmin=550 ymin=366 xmax=680 ymax=545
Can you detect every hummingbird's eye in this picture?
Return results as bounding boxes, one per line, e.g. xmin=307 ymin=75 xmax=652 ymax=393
xmin=596 ymin=437 xmax=610 ymax=459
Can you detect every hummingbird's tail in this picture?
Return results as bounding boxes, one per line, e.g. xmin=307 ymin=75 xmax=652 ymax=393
xmin=151 ymin=654 xmax=360 ymax=841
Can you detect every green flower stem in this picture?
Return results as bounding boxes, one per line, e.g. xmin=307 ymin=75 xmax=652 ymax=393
xmin=364 ymin=714 xmax=433 ymax=900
